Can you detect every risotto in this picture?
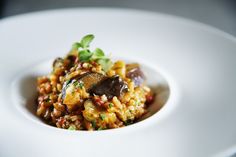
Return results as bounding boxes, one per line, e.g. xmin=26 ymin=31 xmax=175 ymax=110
xmin=36 ymin=34 xmax=154 ymax=130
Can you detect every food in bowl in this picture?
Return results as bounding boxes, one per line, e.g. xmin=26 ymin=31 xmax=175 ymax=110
xmin=36 ymin=34 xmax=154 ymax=130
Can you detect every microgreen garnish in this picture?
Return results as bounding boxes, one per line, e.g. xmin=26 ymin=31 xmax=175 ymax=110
xmin=135 ymin=100 xmax=141 ymax=106
xmin=73 ymin=81 xmax=79 ymax=87
xmin=78 ymin=82 xmax=84 ymax=89
xmin=80 ymin=34 xmax=94 ymax=48
xmin=72 ymin=42 xmax=82 ymax=50
xmin=97 ymin=58 xmax=113 ymax=72
xmin=73 ymin=34 xmax=113 ymax=72
xmin=108 ymin=103 xmax=113 ymax=108
xmin=73 ymin=81 xmax=84 ymax=89
xmin=98 ymin=126 xmax=104 ymax=130
xmin=68 ymin=125 xmax=76 ymax=130
xmin=91 ymin=120 xmax=96 ymax=128
xmin=45 ymin=97 xmax=50 ymax=102
xmin=90 ymin=48 xmax=105 ymax=60
xmin=78 ymin=50 xmax=93 ymax=61
xmin=100 ymin=114 xmax=106 ymax=121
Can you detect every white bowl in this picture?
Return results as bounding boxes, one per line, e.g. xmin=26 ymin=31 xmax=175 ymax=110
xmin=0 ymin=8 xmax=236 ymax=157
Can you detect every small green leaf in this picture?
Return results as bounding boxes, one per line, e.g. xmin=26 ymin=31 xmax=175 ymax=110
xmin=108 ymin=103 xmax=113 ymax=108
xmin=74 ymin=34 xmax=113 ymax=73
xmin=97 ymin=58 xmax=113 ymax=72
xmin=79 ymin=50 xmax=92 ymax=62
xmin=68 ymin=125 xmax=76 ymax=130
xmin=73 ymin=81 xmax=79 ymax=87
xmin=78 ymin=82 xmax=84 ymax=89
xmin=45 ymin=98 xmax=50 ymax=102
xmin=97 ymin=126 xmax=104 ymax=130
xmin=99 ymin=114 xmax=106 ymax=121
xmin=91 ymin=120 xmax=96 ymax=128
xmin=80 ymin=34 xmax=94 ymax=48
xmin=72 ymin=42 xmax=82 ymax=50
xmin=73 ymin=81 xmax=84 ymax=89
xmin=135 ymin=100 xmax=141 ymax=106
xmin=91 ymin=48 xmax=105 ymax=60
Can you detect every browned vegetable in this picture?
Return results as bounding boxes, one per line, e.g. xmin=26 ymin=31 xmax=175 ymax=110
xmin=53 ymin=57 xmax=64 ymax=68
xmin=62 ymin=72 xmax=106 ymax=100
xmin=126 ymin=63 xmax=145 ymax=87
xmin=78 ymin=72 xmax=106 ymax=91
xmin=91 ymin=75 xmax=128 ymax=99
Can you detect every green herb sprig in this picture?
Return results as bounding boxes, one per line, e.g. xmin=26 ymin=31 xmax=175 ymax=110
xmin=72 ymin=34 xmax=113 ymax=72
xmin=73 ymin=81 xmax=84 ymax=89
xmin=99 ymin=113 xmax=106 ymax=121
xmin=68 ymin=125 xmax=76 ymax=130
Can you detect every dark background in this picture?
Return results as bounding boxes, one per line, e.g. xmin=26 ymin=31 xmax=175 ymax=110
xmin=0 ymin=0 xmax=236 ymax=35
xmin=0 ymin=1 xmax=236 ymax=157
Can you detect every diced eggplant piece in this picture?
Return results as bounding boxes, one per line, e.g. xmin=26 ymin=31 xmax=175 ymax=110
xmin=52 ymin=58 xmax=65 ymax=75
xmin=66 ymin=55 xmax=77 ymax=64
xmin=62 ymin=72 xmax=106 ymax=100
xmin=91 ymin=75 xmax=128 ymax=99
xmin=78 ymin=72 xmax=106 ymax=91
xmin=126 ymin=63 xmax=145 ymax=87
xmin=53 ymin=57 xmax=64 ymax=68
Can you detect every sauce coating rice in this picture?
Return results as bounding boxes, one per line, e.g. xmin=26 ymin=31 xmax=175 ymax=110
xmin=36 ymin=35 xmax=154 ymax=130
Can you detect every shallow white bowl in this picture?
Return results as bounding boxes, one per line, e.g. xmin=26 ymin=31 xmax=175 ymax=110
xmin=0 ymin=8 xmax=236 ymax=157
